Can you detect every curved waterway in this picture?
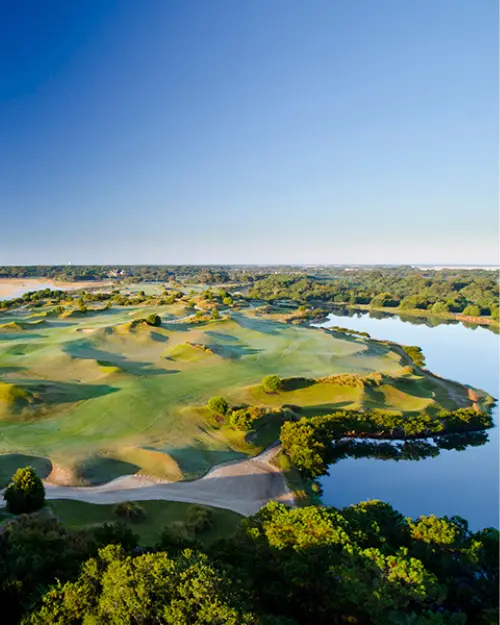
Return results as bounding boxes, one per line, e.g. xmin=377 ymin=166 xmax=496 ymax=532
xmin=313 ymin=311 xmax=499 ymax=530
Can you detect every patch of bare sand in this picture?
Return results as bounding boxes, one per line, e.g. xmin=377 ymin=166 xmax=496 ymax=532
xmin=0 ymin=278 xmax=113 ymax=299
xmin=1 ymin=447 xmax=295 ymax=517
xmin=46 ymin=463 xmax=77 ymax=486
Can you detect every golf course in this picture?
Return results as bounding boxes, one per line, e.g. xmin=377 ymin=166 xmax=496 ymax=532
xmin=0 ymin=283 xmax=491 ymax=495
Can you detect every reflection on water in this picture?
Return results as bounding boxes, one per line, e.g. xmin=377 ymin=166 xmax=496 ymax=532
xmin=314 ymin=310 xmax=499 ymax=529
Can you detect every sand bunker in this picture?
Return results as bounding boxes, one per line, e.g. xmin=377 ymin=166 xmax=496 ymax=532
xmin=0 ymin=447 xmax=294 ymax=517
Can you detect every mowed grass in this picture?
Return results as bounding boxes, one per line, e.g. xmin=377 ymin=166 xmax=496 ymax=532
xmin=49 ymin=499 xmax=243 ymax=547
xmin=0 ymin=300 xmax=469 ymax=483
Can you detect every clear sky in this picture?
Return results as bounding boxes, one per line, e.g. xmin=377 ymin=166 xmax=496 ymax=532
xmin=0 ymin=0 xmax=498 ymax=265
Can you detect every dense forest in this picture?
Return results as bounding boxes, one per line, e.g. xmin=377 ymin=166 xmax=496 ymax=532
xmin=248 ymin=268 xmax=500 ymax=319
xmin=1 ymin=265 xmax=497 ymax=319
xmin=0 ymin=485 xmax=497 ymax=624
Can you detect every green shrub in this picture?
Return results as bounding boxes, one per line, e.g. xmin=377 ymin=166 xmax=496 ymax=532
xmin=187 ymin=505 xmax=213 ymax=533
xmin=146 ymin=313 xmax=161 ymax=327
xmin=207 ymin=396 xmax=229 ymax=415
xmin=113 ymin=501 xmax=146 ymax=523
xmin=262 ymin=375 xmax=282 ymax=394
xmin=211 ymin=308 xmax=220 ymax=320
xmin=431 ymin=301 xmax=449 ymax=314
xmin=94 ymin=521 xmax=138 ymax=551
xmin=157 ymin=521 xmax=196 ymax=551
xmin=462 ymin=305 xmax=481 ymax=317
xmin=402 ymin=345 xmax=426 ymax=368
xmin=3 ymin=466 xmax=45 ymax=514
xmin=229 ymin=409 xmax=254 ymax=431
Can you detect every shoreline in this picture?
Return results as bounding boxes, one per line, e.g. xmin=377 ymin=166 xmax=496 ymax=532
xmin=0 ymin=278 xmax=113 ymax=300
xmin=314 ymin=301 xmax=499 ymax=328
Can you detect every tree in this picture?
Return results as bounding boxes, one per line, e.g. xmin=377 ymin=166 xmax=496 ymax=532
xmin=262 ymin=375 xmax=282 ymax=393
xmin=146 ymin=313 xmax=161 ymax=326
xmin=3 ymin=466 xmax=45 ymax=514
xmin=27 ymin=545 xmax=258 ymax=625
xmin=113 ymin=501 xmax=146 ymax=523
xmin=431 ymin=301 xmax=449 ymax=314
xmin=462 ymin=304 xmax=481 ymax=317
xmin=211 ymin=307 xmax=220 ymax=320
xmin=207 ymin=396 xmax=229 ymax=416
xmin=229 ymin=409 xmax=254 ymax=431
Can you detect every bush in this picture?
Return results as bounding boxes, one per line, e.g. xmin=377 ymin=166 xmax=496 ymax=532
xmin=262 ymin=375 xmax=282 ymax=394
xmin=146 ymin=313 xmax=161 ymax=327
xmin=187 ymin=505 xmax=213 ymax=533
xmin=229 ymin=409 xmax=254 ymax=431
xmin=207 ymin=396 xmax=229 ymax=415
xmin=462 ymin=304 xmax=481 ymax=317
xmin=157 ymin=521 xmax=196 ymax=551
xmin=3 ymin=466 xmax=45 ymax=514
xmin=94 ymin=521 xmax=138 ymax=552
xmin=431 ymin=301 xmax=449 ymax=314
xmin=211 ymin=308 xmax=220 ymax=320
xmin=402 ymin=345 xmax=426 ymax=368
xmin=113 ymin=501 xmax=146 ymax=523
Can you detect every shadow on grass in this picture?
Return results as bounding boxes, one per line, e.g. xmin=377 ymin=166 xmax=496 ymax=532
xmin=63 ymin=340 xmax=167 ymax=375
xmin=298 ymin=401 xmax=354 ymax=417
xmin=0 ymin=332 xmax=45 ymax=341
xmin=149 ymin=331 xmax=169 ymax=343
xmin=0 ymin=365 xmax=26 ymax=374
xmin=204 ymin=343 xmax=262 ymax=360
xmin=204 ymin=331 xmax=240 ymax=343
xmin=75 ymin=456 xmax=141 ymax=485
xmin=232 ymin=313 xmax=283 ymax=336
xmin=0 ymin=453 xmax=52 ymax=488
xmin=24 ymin=379 xmax=120 ymax=405
xmin=161 ymin=322 xmax=190 ymax=332
xmin=3 ymin=343 xmax=46 ymax=356
xmin=280 ymin=377 xmax=315 ymax=391
xmin=166 ymin=447 xmax=245 ymax=479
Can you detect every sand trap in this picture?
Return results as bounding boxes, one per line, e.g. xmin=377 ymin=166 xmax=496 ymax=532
xmin=0 ymin=447 xmax=294 ymax=517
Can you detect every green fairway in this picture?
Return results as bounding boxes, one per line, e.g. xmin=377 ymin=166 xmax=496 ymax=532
xmin=49 ymin=499 xmax=243 ymax=546
xmin=0 ymin=291 xmax=475 ymax=484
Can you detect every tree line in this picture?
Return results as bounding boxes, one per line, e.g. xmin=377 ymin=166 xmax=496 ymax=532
xmin=280 ymin=408 xmax=493 ymax=479
xmin=0 ymin=467 xmax=497 ymax=624
xmin=248 ymin=268 xmax=500 ymax=319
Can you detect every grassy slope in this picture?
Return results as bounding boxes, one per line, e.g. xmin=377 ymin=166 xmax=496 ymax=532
xmin=0 ymin=298 xmax=473 ymax=484
xmin=48 ymin=499 xmax=242 ymax=546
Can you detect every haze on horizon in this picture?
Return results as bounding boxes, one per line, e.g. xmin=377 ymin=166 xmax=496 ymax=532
xmin=1 ymin=1 xmax=498 ymax=266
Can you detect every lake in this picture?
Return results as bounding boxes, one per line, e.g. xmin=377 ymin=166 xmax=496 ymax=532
xmin=313 ymin=310 xmax=499 ymax=530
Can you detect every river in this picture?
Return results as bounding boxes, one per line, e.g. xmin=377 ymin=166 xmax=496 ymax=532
xmin=313 ymin=310 xmax=499 ymax=530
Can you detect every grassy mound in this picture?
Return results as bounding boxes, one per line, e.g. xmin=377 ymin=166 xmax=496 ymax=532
xmin=114 ymin=447 xmax=184 ymax=481
xmin=0 ymin=382 xmax=34 ymax=416
xmin=166 ymin=342 xmax=215 ymax=362
xmin=0 ymin=321 xmax=25 ymax=332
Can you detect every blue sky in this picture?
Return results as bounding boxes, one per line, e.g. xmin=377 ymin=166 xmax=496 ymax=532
xmin=0 ymin=0 xmax=497 ymax=265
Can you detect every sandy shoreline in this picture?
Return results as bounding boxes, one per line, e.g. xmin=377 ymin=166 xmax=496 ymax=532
xmin=0 ymin=278 xmax=112 ymax=299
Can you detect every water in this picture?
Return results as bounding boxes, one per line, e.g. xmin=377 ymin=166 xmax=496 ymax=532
xmin=0 ymin=281 xmax=76 ymax=301
xmin=313 ymin=311 xmax=499 ymax=529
